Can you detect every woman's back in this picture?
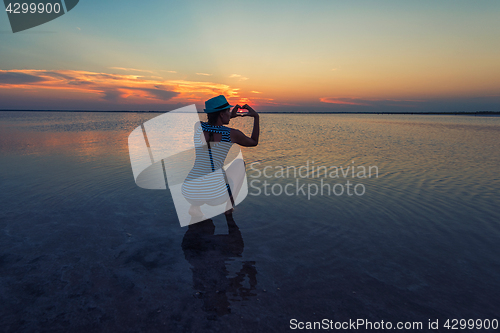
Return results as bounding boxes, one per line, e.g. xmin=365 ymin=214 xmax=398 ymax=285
xmin=181 ymin=122 xmax=233 ymax=203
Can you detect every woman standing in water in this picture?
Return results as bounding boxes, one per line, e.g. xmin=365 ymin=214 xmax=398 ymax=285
xmin=181 ymin=95 xmax=260 ymax=222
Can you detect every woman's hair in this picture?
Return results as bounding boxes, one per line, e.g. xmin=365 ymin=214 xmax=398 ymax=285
xmin=206 ymin=108 xmax=230 ymax=125
xmin=207 ymin=111 xmax=221 ymax=125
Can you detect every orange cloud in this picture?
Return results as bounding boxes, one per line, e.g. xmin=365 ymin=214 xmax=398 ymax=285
xmin=229 ymin=74 xmax=249 ymax=81
xmin=0 ymin=69 xmax=240 ymax=107
xmin=232 ymin=96 xmax=279 ymax=108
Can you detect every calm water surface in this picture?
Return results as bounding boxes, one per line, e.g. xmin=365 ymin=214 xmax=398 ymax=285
xmin=0 ymin=111 xmax=499 ymax=332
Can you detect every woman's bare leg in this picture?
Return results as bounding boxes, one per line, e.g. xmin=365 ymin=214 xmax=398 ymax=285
xmin=188 ymin=204 xmax=203 ymax=217
xmin=224 ymin=159 xmax=246 ymax=214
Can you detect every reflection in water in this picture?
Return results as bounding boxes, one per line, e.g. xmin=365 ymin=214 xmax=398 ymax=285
xmin=182 ymin=218 xmax=257 ymax=317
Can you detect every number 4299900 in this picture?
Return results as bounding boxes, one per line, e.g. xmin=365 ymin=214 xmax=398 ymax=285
xmin=5 ymin=2 xmax=62 ymax=14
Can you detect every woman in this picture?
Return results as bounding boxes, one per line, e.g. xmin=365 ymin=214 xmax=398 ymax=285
xmin=181 ymin=95 xmax=259 ymax=221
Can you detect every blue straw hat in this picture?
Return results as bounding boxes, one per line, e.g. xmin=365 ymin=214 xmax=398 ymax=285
xmin=204 ymin=95 xmax=233 ymax=113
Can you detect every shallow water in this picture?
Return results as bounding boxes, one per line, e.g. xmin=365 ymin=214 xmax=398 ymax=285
xmin=1 ymin=111 xmax=499 ymax=332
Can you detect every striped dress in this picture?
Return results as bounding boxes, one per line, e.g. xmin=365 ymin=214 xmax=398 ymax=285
xmin=181 ymin=122 xmax=233 ymax=205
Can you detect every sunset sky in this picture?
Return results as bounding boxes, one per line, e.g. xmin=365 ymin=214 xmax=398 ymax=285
xmin=1 ymin=0 xmax=499 ymax=112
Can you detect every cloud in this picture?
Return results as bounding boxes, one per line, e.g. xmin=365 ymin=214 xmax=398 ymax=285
xmin=229 ymin=74 xmax=249 ymax=81
xmin=161 ymin=70 xmax=177 ymax=73
xmin=167 ymin=80 xmax=239 ymax=102
xmin=251 ymin=91 xmax=262 ymax=94
xmin=140 ymin=88 xmax=179 ymax=101
xmin=0 ymin=72 xmax=46 ymax=84
xmin=109 ymin=67 xmax=154 ymax=73
xmin=101 ymin=89 xmax=123 ymax=102
xmin=44 ymin=71 xmax=79 ymax=81
xmin=196 ymin=73 xmax=212 ymax=76
xmin=238 ymin=97 xmax=251 ymax=104
xmin=0 ymin=69 xmax=239 ymax=109
xmin=68 ymin=80 xmax=94 ymax=85
xmin=242 ymin=97 xmax=278 ymax=107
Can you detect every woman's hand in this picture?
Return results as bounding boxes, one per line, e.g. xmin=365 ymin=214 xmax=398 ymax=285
xmin=242 ymin=104 xmax=258 ymax=118
xmin=230 ymin=105 xmax=241 ymax=118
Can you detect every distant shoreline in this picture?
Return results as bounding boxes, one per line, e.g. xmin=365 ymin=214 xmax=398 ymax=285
xmin=1 ymin=110 xmax=499 ymax=116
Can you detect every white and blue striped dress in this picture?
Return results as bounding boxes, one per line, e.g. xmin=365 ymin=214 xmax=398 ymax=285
xmin=181 ymin=122 xmax=233 ymax=205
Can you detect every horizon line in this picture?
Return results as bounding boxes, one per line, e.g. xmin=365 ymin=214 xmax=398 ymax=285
xmin=1 ymin=110 xmax=499 ymax=115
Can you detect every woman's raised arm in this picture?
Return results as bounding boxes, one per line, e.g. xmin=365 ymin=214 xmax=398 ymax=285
xmin=230 ymin=104 xmax=259 ymax=147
